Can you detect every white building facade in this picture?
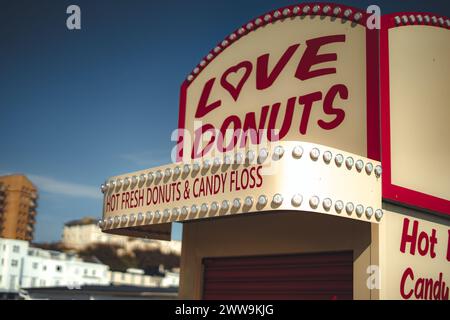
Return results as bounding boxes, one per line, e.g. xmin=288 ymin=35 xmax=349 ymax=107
xmin=62 ymin=219 xmax=128 ymax=250
xmin=160 ymin=270 xmax=180 ymax=288
xmin=109 ymin=269 xmax=161 ymax=287
xmin=62 ymin=217 xmax=181 ymax=255
xmin=0 ymin=238 xmax=179 ymax=293
xmin=108 ymin=267 xmax=180 ymax=288
xmin=0 ymin=238 xmax=109 ymax=292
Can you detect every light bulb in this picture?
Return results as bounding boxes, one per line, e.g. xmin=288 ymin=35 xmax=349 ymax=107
xmin=310 ymin=148 xmax=320 ymax=161
xmin=323 ymin=151 xmax=332 ymax=163
xmin=258 ymin=195 xmax=267 ymax=206
xmin=273 ymin=146 xmax=284 ymax=160
xmin=292 ymin=146 xmax=303 ymax=159
xmin=355 ymin=160 xmax=364 ymax=172
xmin=355 ymin=205 xmax=364 ymax=217
xmin=375 ymin=209 xmax=383 ymax=221
xmin=272 ymin=193 xmax=283 ymax=205
xmin=346 ymin=202 xmax=354 ymax=214
xmin=323 ymin=198 xmax=332 ymax=211
xmin=365 ymin=163 xmax=373 ymax=175
xmin=335 ymin=200 xmax=344 ymax=213
xmin=335 ymin=154 xmax=344 ymax=166
xmin=291 ymin=194 xmax=303 ymax=207
xmin=345 ymin=157 xmax=354 ymax=170
xmin=309 ymin=196 xmax=319 ymax=208
xmin=365 ymin=207 xmax=374 ymax=219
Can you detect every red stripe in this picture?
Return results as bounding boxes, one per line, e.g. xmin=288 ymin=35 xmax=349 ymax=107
xmin=366 ymin=27 xmax=381 ymax=160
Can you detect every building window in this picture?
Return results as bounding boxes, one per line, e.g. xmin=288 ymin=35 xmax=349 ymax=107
xmin=12 ymin=245 xmax=20 ymax=253
xmin=31 ymin=277 xmax=36 ymax=287
xmin=84 ymin=269 xmax=88 ymax=275
xmin=32 ymin=262 xmax=38 ymax=269
xmin=1 ymin=258 xmax=3 ymax=266
xmin=43 ymin=265 xmax=47 ymax=271
xmin=11 ymin=259 xmax=18 ymax=267
xmin=9 ymin=275 xmax=17 ymax=290
xmin=92 ymin=270 xmax=96 ymax=276
xmin=56 ymin=265 xmax=62 ymax=272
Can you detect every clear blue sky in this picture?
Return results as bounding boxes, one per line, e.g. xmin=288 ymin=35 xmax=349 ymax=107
xmin=0 ymin=0 xmax=448 ymax=243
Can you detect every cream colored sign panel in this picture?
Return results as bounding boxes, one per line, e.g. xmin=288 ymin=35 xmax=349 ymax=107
xmin=388 ymin=26 xmax=450 ymax=200
xmin=182 ymin=17 xmax=367 ymax=161
xmin=379 ymin=207 xmax=450 ymax=300
xmin=100 ymin=141 xmax=382 ymax=238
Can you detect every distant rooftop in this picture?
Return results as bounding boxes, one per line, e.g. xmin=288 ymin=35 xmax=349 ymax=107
xmin=28 ymin=247 xmax=80 ymax=261
xmin=64 ymin=216 xmax=97 ymax=227
xmin=21 ymin=285 xmax=179 ymax=300
xmin=0 ymin=174 xmax=37 ymax=191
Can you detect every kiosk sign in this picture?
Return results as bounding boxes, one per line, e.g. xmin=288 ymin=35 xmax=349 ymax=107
xmin=178 ymin=8 xmax=379 ymax=162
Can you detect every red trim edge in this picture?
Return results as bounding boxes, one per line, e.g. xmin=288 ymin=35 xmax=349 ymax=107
xmin=366 ymin=27 xmax=380 ymax=161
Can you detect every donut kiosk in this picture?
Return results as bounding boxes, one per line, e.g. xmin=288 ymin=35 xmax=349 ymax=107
xmin=99 ymin=3 xmax=450 ymax=300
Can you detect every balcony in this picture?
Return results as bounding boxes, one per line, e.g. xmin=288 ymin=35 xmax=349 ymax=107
xmin=29 ymin=199 xmax=38 ymax=208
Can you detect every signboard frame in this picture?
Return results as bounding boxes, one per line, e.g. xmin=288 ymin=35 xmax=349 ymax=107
xmin=380 ymin=12 xmax=450 ymax=216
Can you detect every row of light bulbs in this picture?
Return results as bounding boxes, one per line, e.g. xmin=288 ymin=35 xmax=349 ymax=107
xmin=101 ymin=145 xmax=381 ymax=193
xmin=187 ymin=4 xmax=365 ymax=83
xmin=304 ymin=146 xmax=381 ymax=176
xmin=99 ymin=192 xmax=383 ymax=229
xmin=101 ymin=145 xmax=381 ymax=194
xmin=394 ymin=14 xmax=449 ymax=27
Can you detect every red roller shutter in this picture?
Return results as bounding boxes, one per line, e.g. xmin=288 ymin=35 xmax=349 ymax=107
xmin=203 ymin=251 xmax=353 ymax=300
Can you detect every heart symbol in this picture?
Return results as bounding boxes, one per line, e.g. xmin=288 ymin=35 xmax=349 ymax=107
xmin=220 ymin=60 xmax=252 ymax=101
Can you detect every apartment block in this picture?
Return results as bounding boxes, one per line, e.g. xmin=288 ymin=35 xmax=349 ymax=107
xmin=0 ymin=175 xmax=38 ymax=241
